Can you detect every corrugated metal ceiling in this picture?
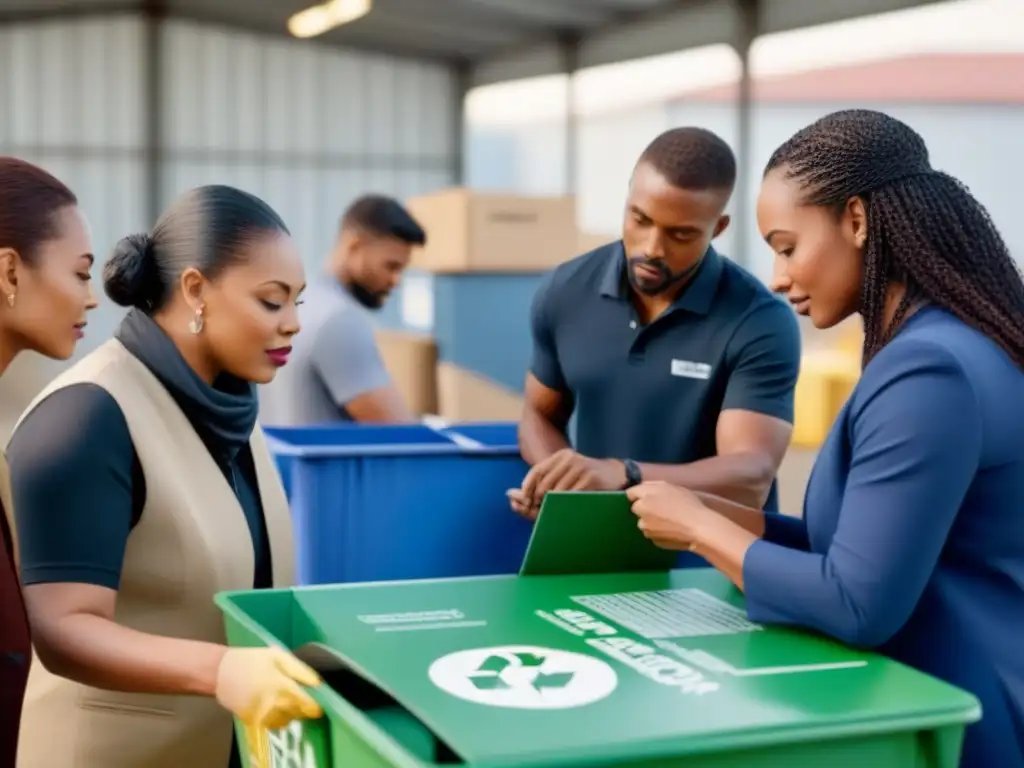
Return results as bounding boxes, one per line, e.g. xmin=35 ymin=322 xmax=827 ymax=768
xmin=0 ymin=0 xmax=680 ymax=60
xmin=0 ymin=0 xmax=947 ymax=81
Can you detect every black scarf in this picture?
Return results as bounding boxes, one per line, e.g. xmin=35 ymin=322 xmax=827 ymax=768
xmin=115 ymin=308 xmax=259 ymax=462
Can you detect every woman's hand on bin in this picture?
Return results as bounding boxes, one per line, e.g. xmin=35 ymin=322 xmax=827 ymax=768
xmin=215 ymin=647 xmax=323 ymax=730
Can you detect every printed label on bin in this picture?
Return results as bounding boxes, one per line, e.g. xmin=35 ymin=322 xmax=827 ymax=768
xmin=535 ymin=588 xmax=873 ymax=691
xmin=267 ymin=720 xmax=317 ymax=768
xmin=428 ymin=645 xmax=618 ymax=709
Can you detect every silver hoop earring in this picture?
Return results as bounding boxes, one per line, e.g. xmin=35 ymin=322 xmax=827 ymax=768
xmin=188 ymin=307 xmax=204 ymax=335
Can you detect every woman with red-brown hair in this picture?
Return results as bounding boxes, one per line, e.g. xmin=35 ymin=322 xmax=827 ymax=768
xmin=0 ymin=156 xmax=98 ymax=765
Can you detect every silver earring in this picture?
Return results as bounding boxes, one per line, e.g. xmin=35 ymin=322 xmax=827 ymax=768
xmin=5 ymin=294 xmax=14 ymax=308
xmin=188 ymin=307 xmax=204 ymax=335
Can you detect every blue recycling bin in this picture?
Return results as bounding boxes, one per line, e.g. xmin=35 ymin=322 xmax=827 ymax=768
xmin=263 ymin=422 xmax=532 ymax=585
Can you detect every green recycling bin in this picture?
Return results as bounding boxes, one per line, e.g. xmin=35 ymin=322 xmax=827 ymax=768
xmin=217 ymin=569 xmax=980 ymax=768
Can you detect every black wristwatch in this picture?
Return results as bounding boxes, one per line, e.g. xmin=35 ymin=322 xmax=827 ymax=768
xmin=621 ymin=458 xmax=642 ymax=489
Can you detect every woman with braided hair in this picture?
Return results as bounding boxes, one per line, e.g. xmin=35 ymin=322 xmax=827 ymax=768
xmin=623 ymin=109 xmax=1024 ymax=767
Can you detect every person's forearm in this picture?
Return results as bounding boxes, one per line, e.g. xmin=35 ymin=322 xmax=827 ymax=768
xmin=691 ymin=512 xmax=759 ymax=592
xmin=37 ymin=613 xmax=226 ymax=696
xmin=637 ymin=452 xmax=776 ymax=509
xmin=693 ymin=491 xmax=767 ymax=537
xmin=519 ymin=407 xmax=570 ymax=466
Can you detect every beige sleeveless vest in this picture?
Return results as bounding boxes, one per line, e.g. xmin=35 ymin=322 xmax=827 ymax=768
xmin=11 ymin=339 xmax=295 ymax=768
xmin=0 ymin=451 xmax=17 ymax=570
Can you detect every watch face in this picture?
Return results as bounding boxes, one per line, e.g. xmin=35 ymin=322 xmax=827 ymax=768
xmin=624 ymin=460 xmax=641 ymax=487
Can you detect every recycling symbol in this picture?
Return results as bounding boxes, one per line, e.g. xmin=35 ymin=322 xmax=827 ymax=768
xmin=428 ymin=645 xmax=618 ymax=710
xmin=468 ymin=650 xmax=574 ymax=692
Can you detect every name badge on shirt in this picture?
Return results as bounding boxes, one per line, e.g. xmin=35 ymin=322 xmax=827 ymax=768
xmin=671 ymin=359 xmax=712 ymax=380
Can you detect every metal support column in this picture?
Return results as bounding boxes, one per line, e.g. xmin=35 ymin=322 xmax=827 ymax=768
xmin=142 ymin=0 xmax=166 ymax=225
xmin=732 ymin=0 xmax=759 ymax=268
xmin=450 ymin=59 xmax=471 ymax=185
xmin=559 ymin=33 xmax=580 ymax=196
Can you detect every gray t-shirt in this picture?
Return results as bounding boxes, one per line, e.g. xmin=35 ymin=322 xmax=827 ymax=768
xmin=259 ymin=279 xmax=392 ymax=426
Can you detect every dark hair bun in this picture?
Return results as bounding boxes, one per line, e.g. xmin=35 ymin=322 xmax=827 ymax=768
xmin=103 ymin=233 xmax=162 ymax=309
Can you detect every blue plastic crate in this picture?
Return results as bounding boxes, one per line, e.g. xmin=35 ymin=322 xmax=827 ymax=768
xmin=263 ymin=423 xmax=532 ymax=585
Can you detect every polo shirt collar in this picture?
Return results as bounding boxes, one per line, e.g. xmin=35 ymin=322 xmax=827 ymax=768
xmin=599 ymin=241 xmax=725 ymax=316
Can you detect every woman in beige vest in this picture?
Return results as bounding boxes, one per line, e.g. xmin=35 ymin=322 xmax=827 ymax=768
xmin=0 ymin=157 xmax=98 ymax=767
xmin=7 ymin=185 xmax=321 ymax=767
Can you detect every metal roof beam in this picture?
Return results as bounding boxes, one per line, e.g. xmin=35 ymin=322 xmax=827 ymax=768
xmin=469 ymin=0 xmax=948 ymax=87
xmin=466 ymin=0 xmax=610 ymax=27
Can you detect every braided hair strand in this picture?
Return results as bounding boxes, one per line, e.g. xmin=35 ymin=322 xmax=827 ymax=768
xmin=765 ymin=109 xmax=1024 ymax=367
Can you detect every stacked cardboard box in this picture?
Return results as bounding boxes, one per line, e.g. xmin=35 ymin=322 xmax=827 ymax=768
xmin=405 ymin=188 xmax=577 ymax=273
xmin=374 ymin=329 xmax=439 ymax=417
xmin=391 ymin=188 xmax=579 ymax=422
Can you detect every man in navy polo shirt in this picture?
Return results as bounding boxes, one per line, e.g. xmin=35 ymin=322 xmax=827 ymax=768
xmin=511 ymin=127 xmax=800 ymax=522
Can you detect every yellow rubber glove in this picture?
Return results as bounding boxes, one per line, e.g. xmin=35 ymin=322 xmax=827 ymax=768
xmin=215 ymin=647 xmax=323 ymax=731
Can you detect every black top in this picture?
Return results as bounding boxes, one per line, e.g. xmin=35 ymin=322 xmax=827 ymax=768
xmin=9 ymin=309 xmax=272 ymax=591
xmin=9 ymin=310 xmax=270 ymax=768
xmin=529 ymin=242 xmax=802 ymax=513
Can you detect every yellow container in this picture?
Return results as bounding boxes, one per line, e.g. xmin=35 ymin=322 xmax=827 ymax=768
xmin=836 ymin=320 xmax=865 ymax=356
xmin=792 ymin=350 xmax=862 ymax=449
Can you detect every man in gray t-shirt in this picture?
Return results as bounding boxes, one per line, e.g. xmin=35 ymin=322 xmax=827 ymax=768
xmin=259 ymin=195 xmax=426 ymax=425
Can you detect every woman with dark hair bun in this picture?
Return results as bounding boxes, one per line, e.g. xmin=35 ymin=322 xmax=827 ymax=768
xmin=8 ymin=185 xmax=319 ymax=768
xmin=0 ymin=156 xmax=97 ymax=767
xmin=623 ymin=110 xmax=1024 ymax=767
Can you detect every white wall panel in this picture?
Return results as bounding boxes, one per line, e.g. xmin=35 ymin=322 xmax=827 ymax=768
xmin=323 ymin=51 xmax=367 ymax=156
xmin=37 ymin=23 xmax=75 ymax=147
xmin=418 ymin=68 xmax=456 ymax=158
xmin=323 ymin=170 xmax=366 ymax=230
xmin=364 ymin=168 xmax=398 ymax=197
xmin=159 ymin=21 xmax=458 ymax=272
xmin=260 ymin=167 xmax=299 ymax=240
xmin=290 ymin=168 xmax=326 ymax=267
xmin=80 ymin=18 xmax=145 ymax=149
xmin=163 ymin=22 xmax=202 ymax=150
xmin=7 ymin=27 xmax=38 ymax=148
xmin=393 ymin=61 xmax=424 ymax=158
xmin=232 ymin=34 xmax=266 ymax=153
xmin=293 ymin=47 xmax=324 ymax=154
xmin=264 ymin=41 xmax=300 ymax=154
xmin=1 ymin=18 xmax=143 ymax=152
xmin=366 ymin=56 xmax=398 ymax=156
xmin=197 ymin=28 xmax=234 ymax=151
xmin=0 ymin=26 xmax=14 ymax=148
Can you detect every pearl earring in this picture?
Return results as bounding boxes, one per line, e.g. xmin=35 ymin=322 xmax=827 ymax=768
xmin=188 ymin=307 xmax=204 ymax=335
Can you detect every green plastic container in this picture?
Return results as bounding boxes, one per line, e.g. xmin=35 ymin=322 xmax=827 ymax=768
xmin=216 ymin=569 xmax=980 ymax=768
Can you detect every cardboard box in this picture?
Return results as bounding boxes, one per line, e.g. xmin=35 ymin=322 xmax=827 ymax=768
xmin=405 ymin=188 xmax=577 ymax=273
xmin=374 ymin=329 xmax=439 ymax=417
xmin=577 ymin=230 xmax=617 ymax=254
xmin=436 ymin=363 xmax=524 ymax=422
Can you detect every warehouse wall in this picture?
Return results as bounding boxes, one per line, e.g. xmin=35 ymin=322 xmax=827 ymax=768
xmin=665 ymin=100 xmax=1024 ymax=282
xmin=159 ymin=20 xmax=457 ymax=279
xmin=0 ymin=16 xmax=148 ymax=354
xmin=466 ymin=99 xmax=1024 ymax=283
xmin=0 ymin=15 xmax=459 ymax=436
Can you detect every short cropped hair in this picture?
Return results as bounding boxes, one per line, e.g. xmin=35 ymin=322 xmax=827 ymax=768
xmin=637 ymin=127 xmax=737 ymax=193
xmin=340 ymin=195 xmax=426 ymax=246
